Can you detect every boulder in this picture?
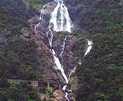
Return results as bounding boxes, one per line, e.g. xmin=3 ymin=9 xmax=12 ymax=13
xmin=53 ymin=89 xmax=66 ymax=101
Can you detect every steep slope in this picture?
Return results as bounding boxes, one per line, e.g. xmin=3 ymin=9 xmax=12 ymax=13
xmin=0 ymin=0 xmax=35 ymax=20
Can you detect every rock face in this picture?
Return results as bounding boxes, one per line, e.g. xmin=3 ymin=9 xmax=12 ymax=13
xmin=53 ymin=90 xmax=66 ymax=101
xmin=40 ymin=89 xmax=66 ymax=101
xmin=22 ymin=25 xmax=60 ymax=87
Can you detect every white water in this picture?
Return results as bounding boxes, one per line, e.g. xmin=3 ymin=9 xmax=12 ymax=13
xmin=47 ymin=26 xmax=54 ymax=48
xmin=84 ymin=40 xmax=93 ymax=56
xmin=52 ymin=49 xmax=69 ymax=83
xmin=48 ymin=1 xmax=72 ymax=100
xmin=49 ymin=0 xmax=73 ymax=33
xmin=48 ymin=14 xmax=70 ymax=101
xmin=60 ymin=36 xmax=67 ymax=57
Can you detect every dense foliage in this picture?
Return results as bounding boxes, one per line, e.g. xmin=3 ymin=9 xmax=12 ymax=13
xmin=75 ymin=1 xmax=123 ymax=101
xmin=0 ymin=79 xmax=40 ymax=101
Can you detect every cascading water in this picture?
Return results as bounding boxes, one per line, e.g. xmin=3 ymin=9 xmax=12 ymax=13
xmin=84 ymin=39 xmax=93 ymax=56
xmin=48 ymin=0 xmax=73 ymax=100
xmin=50 ymin=0 xmax=73 ymax=33
xmin=35 ymin=0 xmax=93 ymax=100
xmin=48 ymin=1 xmax=71 ymax=100
xmin=60 ymin=36 xmax=67 ymax=58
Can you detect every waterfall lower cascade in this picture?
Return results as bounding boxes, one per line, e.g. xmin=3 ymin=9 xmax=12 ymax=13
xmin=34 ymin=0 xmax=93 ymax=101
xmin=48 ymin=0 xmax=72 ymax=100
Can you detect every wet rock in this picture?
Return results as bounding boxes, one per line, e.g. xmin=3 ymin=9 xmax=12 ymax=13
xmin=53 ymin=90 xmax=66 ymax=101
xmin=23 ymin=18 xmax=61 ymax=88
xmin=40 ymin=94 xmax=49 ymax=101
xmin=39 ymin=89 xmax=66 ymax=101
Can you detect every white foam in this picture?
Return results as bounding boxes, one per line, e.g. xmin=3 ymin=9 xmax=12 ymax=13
xmin=50 ymin=1 xmax=73 ymax=33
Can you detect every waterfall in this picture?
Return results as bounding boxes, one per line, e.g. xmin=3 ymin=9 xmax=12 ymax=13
xmin=60 ymin=36 xmax=67 ymax=57
xmin=48 ymin=0 xmax=72 ymax=100
xmin=84 ymin=39 xmax=93 ymax=56
xmin=34 ymin=0 xmax=93 ymax=101
xmin=51 ymin=49 xmax=68 ymax=84
xmin=49 ymin=0 xmax=73 ymax=33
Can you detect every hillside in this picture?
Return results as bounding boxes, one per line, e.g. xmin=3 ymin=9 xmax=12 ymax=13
xmin=0 ymin=0 xmax=123 ymax=101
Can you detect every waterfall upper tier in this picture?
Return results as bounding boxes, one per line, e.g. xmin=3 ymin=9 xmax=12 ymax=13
xmin=49 ymin=1 xmax=73 ymax=33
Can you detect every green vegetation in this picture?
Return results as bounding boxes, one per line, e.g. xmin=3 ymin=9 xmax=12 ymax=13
xmin=45 ymin=83 xmax=53 ymax=98
xmin=0 ymin=80 xmax=40 ymax=101
xmin=27 ymin=0 xmax=44 ymax=10
xmin=75 ymin=4 xmax=123 ymax=101
xmin=0 ymin=7 xmax=28 ymax=33
xmin=96 ymin=9 xmax=123 ymax=33
xmin=0 ymin=7 xmax=43 ymax=80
